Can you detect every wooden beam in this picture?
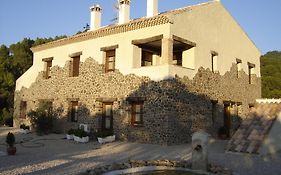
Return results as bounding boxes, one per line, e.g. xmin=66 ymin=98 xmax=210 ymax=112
xmin=69 ymin=51 xmax=82 ymax=58
xmin=173 ymin=35 xmax=196 ymax=47
xmin=132 ymin=35 xmax=163 ymax=45
xmin=100 ymin=44 xmax=119 ymax=51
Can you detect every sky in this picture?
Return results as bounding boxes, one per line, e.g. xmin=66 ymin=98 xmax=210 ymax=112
xmin=0 ymin=0 xmax=280 ymax=54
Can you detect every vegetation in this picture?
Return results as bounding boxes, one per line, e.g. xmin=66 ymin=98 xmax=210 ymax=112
xmin=260 ymin=51 xmax=281 ymax=98
xmin=0 ymin=36 xmax=66 ymax=126
xmin=6 ymin=132 xmax=15 ymax=147
xmin=20 ymin=124 xmax=30 ymax=130
xmin=67 ymin=128 xmax=75 ymax=135
xmin=27 ymin=101 xmax=59 ymax=135
xmin=74 ymin=128 xmax=88 ymax=138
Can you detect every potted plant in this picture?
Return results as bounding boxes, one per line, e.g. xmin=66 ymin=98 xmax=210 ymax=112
xmin=218 ymin=126 xmax=228 ymax=139
xmin=6 ymin=132 xmax=16 ymax=155
xmin=66 ymin=128 xmax=75 ymax=140
xmin=73 ymin=129 xmax=89 ymax=143
xmin=96 ymin=130 xmax=115 ymax=144
xmin=20 ymin=124 xmax=30 ymax=134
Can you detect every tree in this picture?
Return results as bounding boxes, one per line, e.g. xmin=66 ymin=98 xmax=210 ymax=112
xmin=0 ymin=36 xmax=66 ymax=126
xmin=260 ymin=51 xmax=281 ymax=98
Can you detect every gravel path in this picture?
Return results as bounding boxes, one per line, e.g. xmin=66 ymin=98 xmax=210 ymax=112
xmin=0 ymin=127 xmax=280 ymax=175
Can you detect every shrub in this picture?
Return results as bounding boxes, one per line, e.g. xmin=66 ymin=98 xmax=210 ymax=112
xmin=74 ymin=129 xmax=88 ymax=138
xmin=67 ymin=129 xmax=75 ymax=135
xmin=20 ymin=124 xmax=26 ymax=129
xmin=95 ymin=130 xmax=114 ymax=138
xmin=6 ymin=132 xmax=15 ymax=147
xmin=27 ymin=102 xmax=58 ymax=135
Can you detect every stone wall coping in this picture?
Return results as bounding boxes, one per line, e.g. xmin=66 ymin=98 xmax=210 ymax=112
xmin=256 ymin=99 xmax=281 ymax=104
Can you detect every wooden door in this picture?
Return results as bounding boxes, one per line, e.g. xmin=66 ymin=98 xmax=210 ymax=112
xmin=224 ymin=104 xmax=231 ymax=138
xmin=102 ymin=102 xmax=113 ymax=131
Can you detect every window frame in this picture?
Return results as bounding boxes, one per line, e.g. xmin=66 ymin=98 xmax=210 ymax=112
xmin=105 ymin=50 xmax=116 ymax=73
xmin=131 ymin=101 xmax=144 ymax=126
xmin=42 ymin=57 xmax=53 ymax=79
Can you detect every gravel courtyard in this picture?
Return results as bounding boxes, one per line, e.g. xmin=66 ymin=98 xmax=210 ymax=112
xmin=0 ymin=127 xmax=280 ymax=175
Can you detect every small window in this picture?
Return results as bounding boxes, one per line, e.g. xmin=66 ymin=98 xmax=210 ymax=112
xmin=70 ymin=101 xmax=78 ymax=122
xmin=248 ymin=62 xmax=255 ymax=84
xmin=141 ymin=50 xmax=153 ymax=66
xmin=211 ymin=52 xmax=218 ymax=73
xmin=69 ymin=52 xmax=82 ymax=77
xmin=236 ymin=59 xmax=242 ymax=78
xmin=173 ymin=51 xmax=182 ymax=66
xmin=42 ymin=57 xmax=53 ymax=79
xmin=105 ymin=50 xmax=116 ymax=73
xmin=20 ymin=101 xmax=27 ymax=119
xmin=131 ymin=101 xmax=144 ymax=126
xmin=72 ymin=56 xmax=80 ymax=77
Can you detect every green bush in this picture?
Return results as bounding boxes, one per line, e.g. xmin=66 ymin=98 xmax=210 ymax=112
xmin=6 ymin=132 xmax=15 ymax=147
xmin=20 ymin=124 xmax=30 ymax=130
xmin=95 ymin=130 xmax=114 ymax=138
xmin=27 ymin=102 xmax=58 ymax=135
xmin=74 ymin=128 xmax=88 ymax=138
xmin=67 ymin=129 xmax=75 ymax=135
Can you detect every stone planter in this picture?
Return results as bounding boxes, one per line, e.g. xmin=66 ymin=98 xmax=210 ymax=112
xmin=98 ymin=135 xmax=116 ymax=144
xmin=7 ymin=147 xmax=16 ymax=155
xmin=19 ymin=129 xmax=30 ymax=134
xmin=66 ymin=134 xmax=74 ymax=140
xmin=73 ymin=136 xmax=89 ymax=143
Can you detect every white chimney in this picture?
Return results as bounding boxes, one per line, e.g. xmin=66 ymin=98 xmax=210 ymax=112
xmin=118 ymin=0 xmax=130 ymax=24
xmin=90 ymin=5 xmax=102 ymax=31
xmin=147 ymin=0 xmax=158 ymax=17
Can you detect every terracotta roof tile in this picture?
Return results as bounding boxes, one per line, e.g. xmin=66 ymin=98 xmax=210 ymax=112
xmin=31 ymin=1 xmax=214 ymax=52
xmin=226 ymin=103 xmax=281 ymax=154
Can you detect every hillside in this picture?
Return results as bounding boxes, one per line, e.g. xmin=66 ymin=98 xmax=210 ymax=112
xmin=260 ymin=51 xmax=281 ymax=98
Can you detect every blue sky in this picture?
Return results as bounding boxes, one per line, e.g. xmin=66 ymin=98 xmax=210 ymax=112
xmin=0 ymin=0 xmax=280 ymax=54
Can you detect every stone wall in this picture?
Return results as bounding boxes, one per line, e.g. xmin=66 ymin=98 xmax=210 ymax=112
xmin=14 ymin=58 xmax=261 ymax=145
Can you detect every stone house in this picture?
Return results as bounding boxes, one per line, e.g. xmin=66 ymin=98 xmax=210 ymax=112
xmin=14 ymin=0 xmax=261 ymax=145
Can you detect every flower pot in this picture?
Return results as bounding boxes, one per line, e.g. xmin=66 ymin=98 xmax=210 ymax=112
xmin=66 ymin=134 xmax=74 ymax=140
xmin=7 ymin=147 xmax=16 ymax=155
xmin=20 ymin=129 xmax=30 ymax=134
xmin=74 ymin=136 xmax=89 ymax=143
xmin=98 ymin=135 xmax=115 ymax=144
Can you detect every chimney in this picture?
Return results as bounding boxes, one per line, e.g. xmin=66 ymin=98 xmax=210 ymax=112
xmin=118 ymin=0 xmax=130 ymax=24
xmin=90 ymin=5 xmax=102 ymax=31
xmin=147 ymin=0 xmax=158 ymax=17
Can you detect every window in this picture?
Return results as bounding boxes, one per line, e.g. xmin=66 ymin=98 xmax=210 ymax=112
xmin=236 ymin=59 xmax=242 ymax=78
xmin=141 ymin=50 xmax=153 ymax=66
xmin=248 ymin=62 xmax=255 ymax=84
xmin=105 ymin=50 xmax=116 ymax=73
xmin=20 ymin=101 xmax=27 ymax=119
xmin=72 ymin=56 xmax=80 ymax=77
xmin=172 ymin=35 xmax=196 ymax=69
xmin=131 ymin=101 xmax=144 ymax=126
xmin=173 ymin=51 xmax=182 ymax=66
xmin=69 ymin=52 xmax=82 ymax=77
xmin=42 ymin=57 xmax=53 ymax=79
xmin=211 ymin=51 xmax=218 ymax=73
xmin=70 ymin=101 xmax=78 ymax=122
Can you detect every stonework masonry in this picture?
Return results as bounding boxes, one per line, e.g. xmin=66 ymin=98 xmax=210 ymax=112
xmin=14 ymin=58 xmax=261 ymax=145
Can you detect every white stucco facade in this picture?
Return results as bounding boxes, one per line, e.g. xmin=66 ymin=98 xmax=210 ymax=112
xmin=16 ymin=1 xmax=261 ymax=91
